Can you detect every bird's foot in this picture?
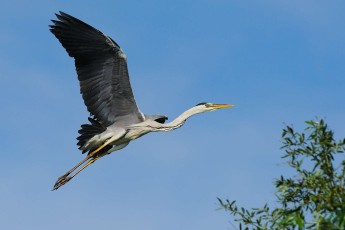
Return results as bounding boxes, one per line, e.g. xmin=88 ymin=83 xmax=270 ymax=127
xmin=52 ymin=173 xmax=71 ymax=191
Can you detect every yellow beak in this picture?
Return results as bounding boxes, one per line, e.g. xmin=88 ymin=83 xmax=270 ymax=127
xmin=211 ymin=104 xmax=235 ymax=109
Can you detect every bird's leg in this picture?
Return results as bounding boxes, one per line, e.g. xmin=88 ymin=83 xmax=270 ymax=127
xmin=52 ymin=156 xmax=100 ymax=190
xmin=52 ymin=140 xmax=110 ymax=191
xmin=52 ymin=154 xmax=91 ymax=190
xmin=52 ymin=140 xmax=115 ymax=190
xmin=52 ymin=138 xmax=116 ymax=191
xmin=67 ymin=156 xmax=99 ymax=179
xmin=85 ymin=129 xmax=127 ymax=157
xmin=52 ymin=132 xmax=126 ymax=191
xmin=87 ymin=139 xmax=114 ymax=156
xmin=56 ymin=155 xmax=91 ymax=179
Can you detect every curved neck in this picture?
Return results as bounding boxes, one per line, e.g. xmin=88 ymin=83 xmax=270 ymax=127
xmin=160 ymin=107 xmax=202 ymax=131
xmin=129 ymin=106 xmax=204 ymax=132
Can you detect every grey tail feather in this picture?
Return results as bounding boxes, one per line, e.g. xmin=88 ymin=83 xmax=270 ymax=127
xmin=77 ymin=117 xmax=106 ymax=153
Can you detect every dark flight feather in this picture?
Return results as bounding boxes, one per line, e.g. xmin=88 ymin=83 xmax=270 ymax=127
xmin=50 ymin=11 xmax=142 ymax=127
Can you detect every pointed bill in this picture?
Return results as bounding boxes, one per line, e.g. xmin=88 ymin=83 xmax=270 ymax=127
xmin=211 ymin=104 xmax=234 ymax=109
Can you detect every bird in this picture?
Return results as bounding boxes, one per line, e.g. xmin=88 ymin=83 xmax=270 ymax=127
xmin=50 ymin=11 xmax=234 ymax=190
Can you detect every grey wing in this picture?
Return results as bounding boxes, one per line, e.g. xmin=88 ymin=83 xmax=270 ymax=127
xmin=50 ymin=12 xmax=143 ymax=127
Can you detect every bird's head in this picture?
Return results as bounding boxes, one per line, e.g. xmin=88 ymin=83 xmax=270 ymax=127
xmin=194 ymin=102 xmax=234 ymax=113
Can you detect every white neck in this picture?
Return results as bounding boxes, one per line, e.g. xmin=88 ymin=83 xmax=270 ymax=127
xmin=160 ymin=106 xmax=204 ymax=131
xmin=129 ymin=106 xmax=206 ymax=132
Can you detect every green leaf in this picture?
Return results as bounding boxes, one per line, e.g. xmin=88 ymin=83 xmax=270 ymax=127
xmin=219 ymin=119 xmax=345 ymax=230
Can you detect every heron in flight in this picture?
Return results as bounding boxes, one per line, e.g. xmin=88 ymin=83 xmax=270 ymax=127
xmin=50 ymin=12 xmax=233 ymax=190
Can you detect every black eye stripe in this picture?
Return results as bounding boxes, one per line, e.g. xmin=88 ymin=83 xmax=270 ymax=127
xmin=196 ymin=102 xmax=207 ymax=106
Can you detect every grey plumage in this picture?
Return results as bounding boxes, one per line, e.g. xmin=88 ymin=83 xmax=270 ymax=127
xmin=77 ymin=117 xmax=106 ymax=153
xmin=50 ymin=12 xmax=233 ymax=190
xmin=50 ymin=12 xmax=142 ymax=127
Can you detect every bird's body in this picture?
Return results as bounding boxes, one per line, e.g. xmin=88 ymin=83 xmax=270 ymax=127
xmin=50 ymin=12 xmax=233 ymax=190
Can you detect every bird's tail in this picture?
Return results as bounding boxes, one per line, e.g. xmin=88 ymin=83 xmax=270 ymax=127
xmin=77 ymin=117 xmax=106 ymax=153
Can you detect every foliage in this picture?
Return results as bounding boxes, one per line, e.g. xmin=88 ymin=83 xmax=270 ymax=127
xmin=218 ymin=119 xmax=345 ymax=230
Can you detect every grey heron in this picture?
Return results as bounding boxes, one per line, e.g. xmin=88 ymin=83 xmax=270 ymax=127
xmin=50 ymin=12 xmax=234 ymax=190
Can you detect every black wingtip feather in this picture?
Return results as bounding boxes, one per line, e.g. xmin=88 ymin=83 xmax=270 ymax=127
xmin=50 ymin=11 xmax=141 ymax=128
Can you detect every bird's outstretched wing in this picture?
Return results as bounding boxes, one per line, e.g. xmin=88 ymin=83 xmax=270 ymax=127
xmin=50 ymin=12 xmax=143 ymax=126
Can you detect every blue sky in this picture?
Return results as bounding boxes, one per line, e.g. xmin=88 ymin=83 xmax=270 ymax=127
xmin=1 ymin=1 xmax=344 ymax=229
